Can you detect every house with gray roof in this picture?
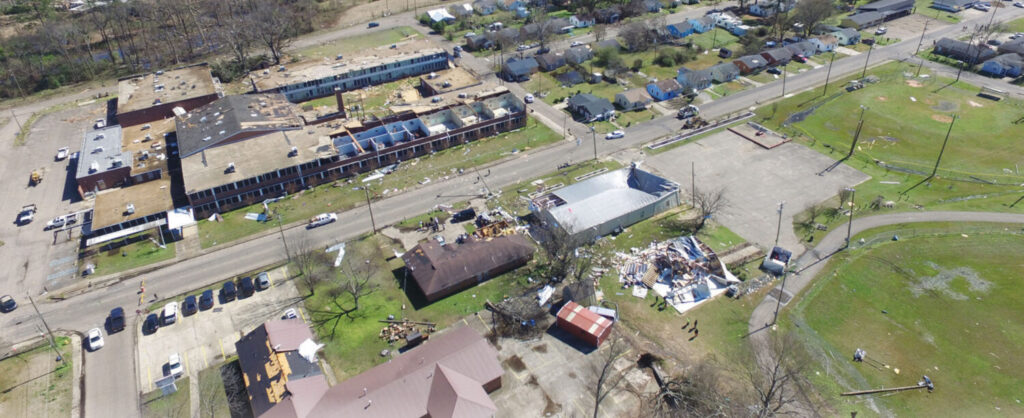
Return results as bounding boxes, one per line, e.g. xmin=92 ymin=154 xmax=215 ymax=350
xmin=761 ymin=47 xmax=794 ymax=66
xmin=536 ymin=53 xmax=567 ymax=72
xmin=980 ymin=53 xmax=1024 ymax=77
xmin=501 ymin=57 xmax=539 ymax=81
xmin=615 ymin=88 xmax=653 ymax=111
xmin=733 ymin=55 xmax=767 ymax=74
xmin=832 ymin=28 xmax=861 ymax=46
xmin=786 ymin=41 xmax=818 ymax=58
xmin=708 ymin=62 xmax=740 ymax=83
xmin=934 ymin=37 xmax=996 ymax=64
xmin=567 ymin=93 xmax=616 ymax=122
xmin=565 ymin=46 xmax=594 ymax=64
xmin=676 ymin=67 xmax=713 ymax=92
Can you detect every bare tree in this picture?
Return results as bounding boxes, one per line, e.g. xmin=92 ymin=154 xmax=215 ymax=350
xmin=337 ymin=255 xmax=379 ymax=312
xmin=792 ymin=0 xmax=835 ymax=38
xmin=198 ymin=368 xmax=226 ymax=418
xmin=592 ymin=24 xmax=609 ymax=42
xmin=592 ymin=335 xmax=631 ymax=418
xmin=533 ymin=220 xmax=586 ymax=281
xmin=250 ymin=0 xmax=300 ymax=64
xmin=293 ymin=236 xmax=332 ymax=297
xmin=691 ymin=188 xmax=728 ymax=233
xmin=620 ymin=21 xmax=654 ymax=52
xmin=310 ymin=249 xmax=381 ymax=339
xmin=650 ymin=360 xmax=737 ymax=417
xmin=748 ymin=333 xmax=807 ymax=417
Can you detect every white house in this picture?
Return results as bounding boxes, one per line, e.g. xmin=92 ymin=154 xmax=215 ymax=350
xmin=570 ymin=14 xmax=596 ymax=28
xmin=427 ymin=8 xmax=456 ymax=23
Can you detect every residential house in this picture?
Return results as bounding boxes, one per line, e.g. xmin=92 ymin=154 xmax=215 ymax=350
xmin=761 ymin=47 xmax=794 ymax=66
xmin=810 ymin=35 xmax=838 ymax=53
xmin=495 ymin=27 xmax=520 ymax=48
xmin=497 ymin=0 xmax=525 ymax=10
xmin=750 ymin=0 xmax=796 ymax=17
xmin=708 ymin=62 xmax=740 ymax=83
xmin=596 ymin=39 xmax=624 ymax=51
xmin=234 ymin=319 xmax=328 ymax=418
xmin=842 ymin=12 xmax=885 ymax=30
xmin=811 ymin=24 xmax=843 ymax=35
xmin=570 ymin=14 xmax=596 ymax=28
xmin=536 ymin=53 xmax=567 ymax=72
xmin=832 ymin=28 xmax=861 ymax=46
xmin=568 ymin=93 xmax=616 ymax=122
xmin=453 ymin=3 xmax=475 ymax=16
xmin=548 ymin=17 xmax=572 ymax=34
xmin=688 ymin=16 xmax=716 ymax=33
xmin=710 ymin=12 xmax=749 ymax=36
xmin=473 ymin=0 xmax=496 ymax=15
xmin=403 ymin=235 xmax=535 ymax=302
xmin=998 ymin=38 xmax=1024 ymax=55
xmin=465 ymin=34 xmax=494 ymax=51
xmin=501 ymin=57 xmax=539 ymax=81
xmin=980 ymin=53 xmax=1024 ymax=77
xmin=646 ymin=78 xmax=684 ymax=101
xmin=733 ymin=54 xmax=767 ymax=74
xmin=557 ymin=70 xmax=585 ymax=86
xmin=515 ymin=6 xmax=530 ymax=18
xmin=565 ymin=46 xmax=594 ymax=64
xmin=520 ymin=23 xmax=540 ymax=41
xmin=932 ymin=0 xmax=975 ymax=12
xmin=596 ymin=6 xmax=622 ymax=24
xmin=427 ymin=8 xmax=456 ymax=23
xmin=676 ymin=67 xmax=713 ymax=92
xmin=615 ymin=88 xmax=653 ymax=111
xmin=933 ymin=38 xmax=997 ymax=64
xmin=667 ymin=22 xmax=695 ymax=38
xmin=786 ymin=41 xmax=818 ymax=58
xmin=857 ymin=0 xmax=914 ymax=14
xmin=644 ymin=0 xmax=663 ymax=12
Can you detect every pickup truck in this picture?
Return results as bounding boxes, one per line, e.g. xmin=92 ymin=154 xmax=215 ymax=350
xmin=17 ymin=204 xmax=36 ymax=226
xmin=45 ymin=213 xmax=78 ymax=230
xmin=55 ymin=147 xmax=69 ymax=161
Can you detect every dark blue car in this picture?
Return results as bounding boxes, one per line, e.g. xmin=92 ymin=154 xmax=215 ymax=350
xmin=182 ymin=296 xmax=198 ymax=316
xmin=199 ymin=290 xmax=214 ymax=310
xmin=143 ymin=313 xmax=160 ymax=335
xmin=108 ymin=307 xmax=126 ymax=333
xmin=221 ymin=281 xmax=237 ymax=302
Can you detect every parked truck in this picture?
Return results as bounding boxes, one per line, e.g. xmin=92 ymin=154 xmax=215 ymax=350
xmin=677 ymin=104 xmax=699 ymax=119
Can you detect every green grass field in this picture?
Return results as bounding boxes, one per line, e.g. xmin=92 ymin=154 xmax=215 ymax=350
xmin=292 ymin=26 xmax=423 ymax=60
xmin=785 ymin=224 xmax=1024 ymax=416
xmin=87 ymin=237 xmax=176 ymax=277
xmin=303 ymin=234 xmax=531 ymax=381
xmin=0 ymin=337 xmax=73 ymax=418
xmin=142 ymin=376 xmax=190 ymax=418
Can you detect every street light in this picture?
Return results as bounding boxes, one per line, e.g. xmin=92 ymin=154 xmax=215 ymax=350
xmin=773 ymin=201 xmax=785 ymax=249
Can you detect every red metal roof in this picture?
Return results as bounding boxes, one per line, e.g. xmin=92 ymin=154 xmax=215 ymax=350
xmin=557 ymin=301 xmax=612 ymax=340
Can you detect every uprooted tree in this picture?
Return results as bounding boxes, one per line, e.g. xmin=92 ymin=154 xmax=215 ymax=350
xmin=486 ymin=296 xmax=550 ymax=340
xmin=649 ymin=359 xmax=740 ymax=417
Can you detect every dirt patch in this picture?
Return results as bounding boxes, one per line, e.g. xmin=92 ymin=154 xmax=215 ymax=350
xmin=527 ymin=375 xmax=539 ymax=386
xmin=876 ymin=96 xmax=888 ymax=101
xmin=568 ymin=371 xmax=577 ymax=379
xmin=968 ymin=100 xmax=984 ymax=108
xmin=503 ymin=355 xmax=527 ymax=373
xmin=873 ymin=136 xmax=899 ymax=143
xmin=906 ymin=80 xmax=923 ymax=87
xmin=931 ymin=114 xmax=954 ymax=123
xmin=531 ymin=343 xmax=548 ymax=353
xmin=910 ymin=262 xmax=992 ymax=300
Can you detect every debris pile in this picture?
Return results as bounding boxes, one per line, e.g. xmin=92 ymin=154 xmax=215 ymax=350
xmin=377 ymin=319 xmax=436 ymax=344
xmin=612 ymin=236 xmax=740 ymax=313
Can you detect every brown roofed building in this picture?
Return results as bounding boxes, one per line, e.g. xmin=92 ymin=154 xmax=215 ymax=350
xmin=306 ymin=326 xmax=503 ymax=417
xmin=556 ymin=301 xmax=613 ymax=347
xmin=116 ymin=63 xmax=220 ymax=127
xmin=403 ymin=234 xmax=535 ymax=302
xmin=235 ymin=319 xmax=329 ymax=418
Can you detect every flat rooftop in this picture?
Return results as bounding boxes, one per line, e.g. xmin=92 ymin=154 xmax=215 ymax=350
xmin=251 ymin=39 xmax=445 ymax=91
xmin=76 ymin=125 xmax=130 ymax=180
xmin=181 ymin=123 xmax=338 ymax=194
xmin=121 ymin=118 xmax=175 ymax=176
xmin=176 ymin=93 xmax=302 ymax=158
xmin=420 ymin=67 xmax=481 ymax=95
xmin=390 ymin=84 xmax=510 ymax=114
xmin=117 ymin=64 xmax=217 ymax=114
xmin=92 ymin=177 xmax=174 ymax=230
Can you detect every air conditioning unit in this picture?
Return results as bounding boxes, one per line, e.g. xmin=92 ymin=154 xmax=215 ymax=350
xmin=226 ymin=162 xmax=236 ymax=173
xmin=289 ymin=147 xmax=298 ymax=157
xmin=142 ymin=124 xmax=151 ymax=130
xmin=126 ymin=203 xmax=136 ymax=215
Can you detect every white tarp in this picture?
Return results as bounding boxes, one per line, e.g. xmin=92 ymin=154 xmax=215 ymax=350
xmin=297 ymin=338 xmax=324 ymax=363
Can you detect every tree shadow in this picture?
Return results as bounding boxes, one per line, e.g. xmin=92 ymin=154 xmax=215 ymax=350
xmin=391 ymin=266 xmax=432 ymax=310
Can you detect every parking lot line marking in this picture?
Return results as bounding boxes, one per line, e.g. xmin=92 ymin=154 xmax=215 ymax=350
xmin=147 ymin=367 xmax=152 ymax=391
xmin=201 ymin=345 xmax=209 ymax=368
xmin=298 ymin=307 xmax=307 ymax=323
xmin=219 ymin=339 xmax=226 ymax=359
xmin=184 ymin=351 xmax=190 ymax=375
xmin=476 ymin=314 xmax=488 ymax=328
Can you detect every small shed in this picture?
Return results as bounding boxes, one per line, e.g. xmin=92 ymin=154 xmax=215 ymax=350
xmin=556 ymin=301 xmax=613 ymax=347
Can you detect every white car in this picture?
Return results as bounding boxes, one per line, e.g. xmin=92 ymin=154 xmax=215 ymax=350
xmin=86 ymin=328 xmax=104 ymax=350
xmin=308 ymin=213 xmax=337 ymax=228
xmin=874 ymin=27 xmax=886 ymax=35
xmin=605 ymin=130 xmax=625 ymax=140
xmin=524 ymin=94 xmax=534 ymax=103
xmin=45 ymin=214 xmax=77 ymax=230
xmin=55 ymin=147 xmax=69 ymax=161
xmin=283 ymin=308 xmax=298 ymax=319
xmin=163 ymin=301 xmax=178 ymax=325
xmin=571 ymin=41 xmax=585 ymax=47
xmin=1016 ymin=2 xmax=1023 ymax=8
xmin=168 ymin=353 xmax=184 ymax=378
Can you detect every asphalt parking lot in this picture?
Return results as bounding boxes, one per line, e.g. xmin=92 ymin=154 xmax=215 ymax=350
xmin=136 ymin=266 xmax=304 ymax=391
xmin=646 ymin=130 xmax=869 ymax=252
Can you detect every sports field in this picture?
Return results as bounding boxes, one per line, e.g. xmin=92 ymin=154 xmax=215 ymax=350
xmin=786 ymin=224 xmax=1024 ymax=416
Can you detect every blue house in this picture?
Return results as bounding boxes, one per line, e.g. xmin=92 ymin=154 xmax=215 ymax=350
xmin=676 ymin=67 xmax=712 ymax=92
xmin=515 ymin=6 xmax=530 ymax=18
xmin=646 ymin=78 xmax=684 ymax=101
xmin=688 ymin=16 xmax=715 ymax=33
xmin=980 ymin=53 xmax=1024 ymax=77
xmin=667 ymin=22 xmax=695 ymax=39
xmin=497 ymin=0 xmax=525 ymax=11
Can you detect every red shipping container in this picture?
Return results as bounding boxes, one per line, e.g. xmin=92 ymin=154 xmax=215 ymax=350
xmin=556 ymin=301 xmax=613 ymax=347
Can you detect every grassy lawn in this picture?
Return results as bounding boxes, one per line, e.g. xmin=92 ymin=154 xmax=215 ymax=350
xmin=198 ymin=116 xmax=559 ymax=248
xmin=688 ymin=29 xmax=740 ymax=52
xmin=915 ymin=0 xmax=962 ymax=23
xmin=141 ymin=377 xmax=191 ymax=418
xmin=1007 ymin=16 xmax=1024 ymax=34
xmin=614 ymin=108 xmax=658 ymax=128
xmin=523 ymin=71 xmax=629 ymax=105
xmin=303 ymin=234 xmax=533 ymax=381
xmin=85 ymin=234 xmax=177 ymax=277
xmin=754 ymin=60 xmax=1024 ymax=243
xmin=708 ymin=79 xmax=750 ymax=97
xmin=0 ymin=337 xmax=73 ymax=417
xmin=197 ymin=366 xmax=231 ymax=418
xmin=394 ymin=209 xmax=450 ymax=230
xmin=292 ymin=26 xmax=423 ymax=60
xmin=783 ymin=223 xmax=1024 ymax=416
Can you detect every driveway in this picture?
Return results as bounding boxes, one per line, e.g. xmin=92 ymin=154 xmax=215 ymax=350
xmin=136 ymin=267 xmax=301 ymax=392
xmin=645 ymin=130 xmax=870 ymax=251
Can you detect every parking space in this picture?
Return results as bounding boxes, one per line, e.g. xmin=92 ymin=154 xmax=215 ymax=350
xmin=136 ymin=267 xmax=305 ymax=391
xmin=646 ymin=130 xmax=869 ymax=252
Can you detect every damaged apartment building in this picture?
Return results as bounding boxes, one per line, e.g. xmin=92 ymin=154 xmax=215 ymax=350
xmin=181 ymin=88 xmax=527 ymax=218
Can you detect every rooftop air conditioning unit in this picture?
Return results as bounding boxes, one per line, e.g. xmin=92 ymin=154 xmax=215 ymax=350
xmin=126 ymin=203 xmax=136 ymax=215
xmin=200 ymin=116 xmax=207 ymax=122
xmin=289 ymin=147 xmax=298 ymax=157
xmin=202 ymin=136 xmax=212 ymax=141
xmin=110 ymin=159 xmax=123 ymax=168
xmin=278 ymin=65 xmax=286 ymax=72
xmin=89 ymin=161 xmax=99 ymax=173
xmin=95 ymin=133 xmax=105 ymax=140
xmin=153 ymin=99 xmax=162 ymax=105
xmin=92 ymin=146 xmax=104 ymax=154
xmin=142 ymin=124 xmax=151 ymax=130
xmin=226 ymin=162 xmax=236 ymax=173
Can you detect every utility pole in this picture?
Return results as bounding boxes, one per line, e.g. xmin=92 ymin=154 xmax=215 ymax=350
xmin=930 ymin=115 xmax=957 ymax=178
xmin=822 ymin=52 xmax=836 ymax=97
xmin=773 ymin=201 xmax=784 ymax=249
xmin=691 ymin=161 xmax=696 ymax=207
xmin=364 ymin=187 xmax=377 ymax=233
xmin=590 ymin=125 xmax=597 ymax=161
xmin=28 ymin=295 xmax=65 ymax=365
xmin=780 ymin=62 xmax=788 ymax=97
xmin=844 ymin=188 xmax=856 ymax=247
xmin=10 ymin=109 xmax=22 ymax=132
xmin=861 ymin=42 xmax=874 ymax=79
xmin=915 ymin=19 xmax=930 ymax=55
xmin=276 ymin=214 xmax=291 ymax=264
xmin=771 ymin=272 xmax=788 ymax=325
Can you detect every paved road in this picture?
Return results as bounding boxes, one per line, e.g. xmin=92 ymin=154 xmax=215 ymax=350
xmin=745 ymin=211 xmax=1024 ymax=413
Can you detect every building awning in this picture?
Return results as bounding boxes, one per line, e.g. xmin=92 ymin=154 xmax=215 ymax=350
xmin=85 ymin=218 xmax=167 ymax=247
xmin=166 ymin=207 xmax=196 ymax=230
